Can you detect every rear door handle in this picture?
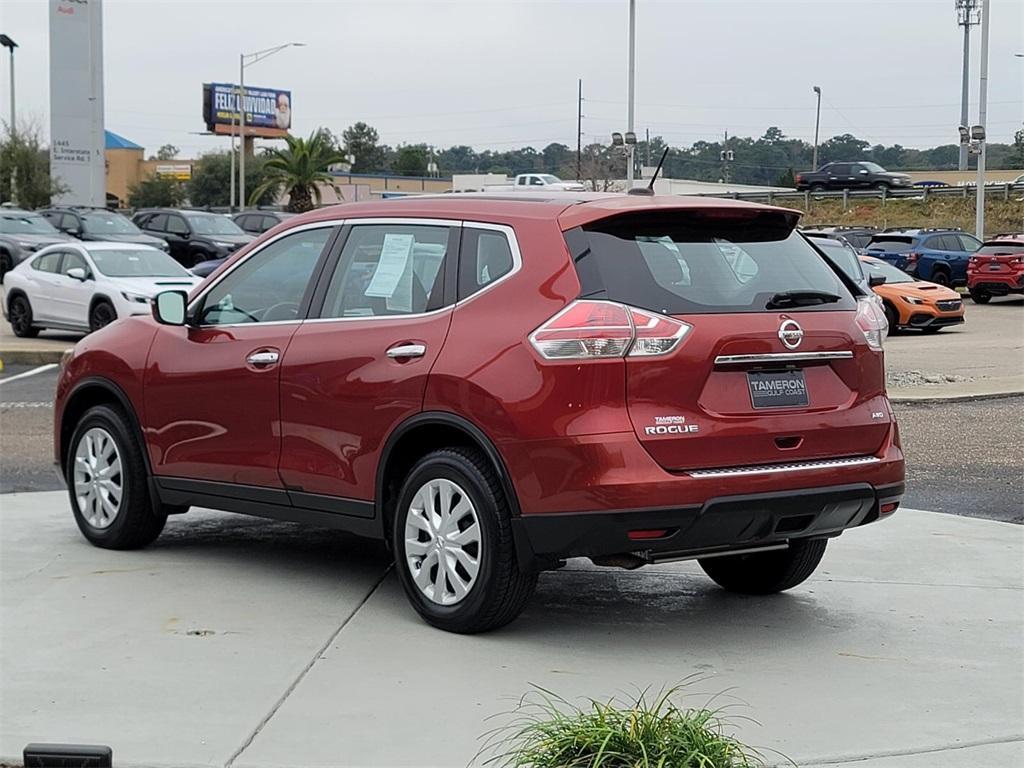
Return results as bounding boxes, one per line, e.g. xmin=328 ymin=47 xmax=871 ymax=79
xmin=246 ymin=350 xmax=280 ymax=366
xmin=386 ymin=343 xmax=426 ymax=359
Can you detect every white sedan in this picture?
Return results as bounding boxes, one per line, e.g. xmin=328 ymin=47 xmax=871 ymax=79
xmin=2 ymin=242 xmax=199 ymax=337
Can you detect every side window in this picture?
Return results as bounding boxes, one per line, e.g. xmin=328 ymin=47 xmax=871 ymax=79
xmin=42 ymin=211 xmax=60 ymax=225
xmin=922 ymin=236 xmax=944 ymax=251
xmin=458 ymin=228 xmax=515 ymax=299
xmin=146 ymin=214 xmax=167 ymax=232
xmin=517 ymin=176 xmax=528 ymax=186
xmin=262 ymin=215 xmax=280 ymax=232
xmin=60 ymin=252 xmax=89 ymax=276
xmin=61 ymin=214 xmax=80 ymax=232
xmin=167 ymin=216 xmax=188 ymax=235
xmin=529 ymin=175 xmax=544 ymax=186
xmin=320 ymin=224 xmax=451 ymax=318
xmin=32 ymin=252 xmax=63 ymax=273
xmin=957 ymin=234 xmax=981 ymax=252
xmin=199 ymin=228 xmax=332 ymax=326
xmin=830 ymin=164 xmax=850 ymax=175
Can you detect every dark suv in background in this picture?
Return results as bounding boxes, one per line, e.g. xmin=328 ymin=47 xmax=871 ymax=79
xmin=802 ymin=226 xmax=879 ymax=252
xmin=863 ymin=228 xmax=981 ymax=286
xmin=132 ymin=209 xmax=254 ymax=268
xmin=40 ymin=207 xmax=169 ymax=252
xmin=795 ymin=162 xmax=912 ymax=193
xmin=233 ymin=210 xmax=296 ymax=235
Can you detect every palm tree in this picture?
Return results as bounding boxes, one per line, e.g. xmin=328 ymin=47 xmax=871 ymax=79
xmin=248 ymin=131 xmax=343 ymax=212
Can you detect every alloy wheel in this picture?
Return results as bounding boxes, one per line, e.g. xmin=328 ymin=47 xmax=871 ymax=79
xmin=90 ymin=302 xmax=116 ymax=331
xmin=73 ymin=427 xmax=124 ymax=529
xmin=10 ymin=298 xmax=29 ymax=334
xmin=403 ymin=478 xmax=482 ymax=606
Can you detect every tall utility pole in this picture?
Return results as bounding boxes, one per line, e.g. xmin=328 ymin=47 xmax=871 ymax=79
xmin=812 ymin=86 xmax=822 ymax=170
xmin=645 ymin=127 xmax=650 ymax=168
xmin=957 ymin=0 xmax=981 ymax=171
xmin=576 ymin=79 xmax=582 ymax=181
xmin=626 ymin=0 xmax=636 ymax=187
xmin=1 ymin=35 xmax=17 ymax=200
xmin=975 ymin=0 xmax=990 ymax=238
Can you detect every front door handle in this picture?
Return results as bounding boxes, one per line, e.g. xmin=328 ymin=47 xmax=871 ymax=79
xmin=386 ymin=343 xmax=426 ymax=359
xmin=246 ymin=350 xmax=280 ymax=366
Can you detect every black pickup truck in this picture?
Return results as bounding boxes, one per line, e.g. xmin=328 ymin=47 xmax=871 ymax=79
xmin=795 ymin=162 xmax=912 ymax=192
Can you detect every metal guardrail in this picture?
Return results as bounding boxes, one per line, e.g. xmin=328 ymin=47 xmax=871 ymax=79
xmin=694 ymin=182 xmax=1024 ymax=205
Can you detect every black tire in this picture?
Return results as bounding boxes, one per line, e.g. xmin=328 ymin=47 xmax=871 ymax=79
xmin=392 ymin=447 xmax=537 ymax=634
xmin=873 ymin=182 xmax=891 ymax=192
xmin=187 ymin=250 xmax=207 ymax=268
xmin=0 ymin=251 xmax=12 ymax=284
xmin=89 ymin=300 xmax=117 ymax=332
xmin=809 ymin=183 xmax=826 ymax=193
xmin=929 ymin=269 xmax=950 ymax=287
xmin=969 ymin=290 xmax=991 ymax=304
xmin=699 ymin=538 xmax=827 ymax=595
xmin=883 ymin=303 xmax=898 ymax=335
xmin=66 ymin=404 xmax=167 ymax=550
xmin=8 ymin=294 xmax=39 ymax=338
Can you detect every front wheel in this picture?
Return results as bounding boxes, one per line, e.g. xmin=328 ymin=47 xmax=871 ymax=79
xmin=67 ymin=405 xmax=167 ymax=549
xmin=969 ymin=290 xmax=991 ymax=304
xmin=883 ymin=303 xmax=898 ymax=335
xmin=392 ymin=448 xmax=537 ymax=634
xmin=699 ymin=538 xmax=827 ymax=595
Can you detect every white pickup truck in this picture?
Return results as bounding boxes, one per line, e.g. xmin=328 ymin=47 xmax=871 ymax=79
xmin=452 ymin=173 xmax=586 ymax=193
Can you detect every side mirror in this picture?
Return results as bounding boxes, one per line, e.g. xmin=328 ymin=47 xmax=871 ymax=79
xmin=153 ymin=290 xmax=188 ymax=326
xmin=868 ymin=274 xmax=887 ymax=287
xmin=66 ymin=267 xmax=88 ymax=281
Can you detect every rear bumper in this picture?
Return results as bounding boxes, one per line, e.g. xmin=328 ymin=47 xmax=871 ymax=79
xmin=513 ymin=481 xmax=905 ymax=569
xmin=968 ymin=275 xmax=1024 ymax=294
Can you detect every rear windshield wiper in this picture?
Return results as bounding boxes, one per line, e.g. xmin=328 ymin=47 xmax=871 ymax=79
xmin=766 ymin=290 xmax=843 ymax=309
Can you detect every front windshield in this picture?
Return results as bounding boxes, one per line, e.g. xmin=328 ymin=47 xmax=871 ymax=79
xmin=186 ymin=214 xmax=245 ymax=236
xmin=815 ymin=240 xmax=863 ymax=283
xmin=82 ymin=212 xmax=142 ymax=235
xmin=0 ymin=214 xmax=60 ymax=235
xmin=860 ymin=258 xmax=914 ymax=284
xmin=90 ymin=248 xmax=191 ymax=278
xmin=860 ymin=162 xmax=886 ymax=173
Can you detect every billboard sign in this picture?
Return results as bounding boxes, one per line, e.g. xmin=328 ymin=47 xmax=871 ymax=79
xmin=203 ymin=83 xmax=292 ymax=138
xmin=49 ymin=0 xmax=106 ymax=206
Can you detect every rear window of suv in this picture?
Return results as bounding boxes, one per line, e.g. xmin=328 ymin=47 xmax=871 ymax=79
xmin=866 ymin=236 xmax=913 ymax=253
xmin=568 ymin=210 xmax=855 ymax=314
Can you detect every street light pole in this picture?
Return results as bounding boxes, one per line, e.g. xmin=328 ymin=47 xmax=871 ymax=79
xmin=1 ymin=35 xmax=17 ymax=202
xmin=812 ymin=86 xmax=822 ymax=170
xmin=975 ymin=0 xmax=990 ymax=239
xmin=626 ymin=0 xmax=636 ymax=187
xmin=238 ymin=42 xmax=305 ymax=209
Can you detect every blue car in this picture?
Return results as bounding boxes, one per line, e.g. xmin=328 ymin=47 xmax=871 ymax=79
xmin=863 ymin=228 xmax=981 ymax=287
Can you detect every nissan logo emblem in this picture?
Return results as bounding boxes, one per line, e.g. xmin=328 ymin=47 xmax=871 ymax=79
xmin=778 ymin=319 xmax=804 ymax=350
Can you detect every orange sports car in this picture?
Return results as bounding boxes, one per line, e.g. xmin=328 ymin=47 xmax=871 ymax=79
xmin=859 ymin=255 xmax=965 ymax=334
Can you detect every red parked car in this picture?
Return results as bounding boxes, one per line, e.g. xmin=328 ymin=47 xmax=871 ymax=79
xmin=54 ymin=195 xmax=904 ymax=633
xmin=967 ymin=234 xmax=1024 ymax=303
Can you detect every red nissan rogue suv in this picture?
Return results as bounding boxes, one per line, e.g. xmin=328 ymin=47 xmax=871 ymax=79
xmin=54 ymin=194 xmax=904 ymax=633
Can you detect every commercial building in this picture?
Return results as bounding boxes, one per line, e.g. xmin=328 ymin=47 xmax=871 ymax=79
xmin=104 ymin=130 xmax=194 ymax=208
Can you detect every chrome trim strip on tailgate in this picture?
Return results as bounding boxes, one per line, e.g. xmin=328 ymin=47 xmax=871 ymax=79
xmin=714 ymin=351 xmax=854 ymax=365
xmin=688 ymin=455 xmax=880 ymax=478
xmin=712 ymin=354 xmax=856 ymax=368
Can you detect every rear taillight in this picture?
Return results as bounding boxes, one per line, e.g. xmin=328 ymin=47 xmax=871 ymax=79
xmin=856 ymin=297 xmax=887 ymax=352
xmin=529 ymin=300 xmax=691 ymax=360
xmin=905 ymin=252 xmax=920 ymax=265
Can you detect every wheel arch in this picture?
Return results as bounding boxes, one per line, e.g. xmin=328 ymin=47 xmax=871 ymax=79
xmin=60 ymin=377 xmax=152 ymax=483
xmin=89 ymin=293 xmax=116 ymax=314
xmin=375 ymin=412 xmax=522 ymax=540
xmin=6 ymin=287 xmax=29 ymax=312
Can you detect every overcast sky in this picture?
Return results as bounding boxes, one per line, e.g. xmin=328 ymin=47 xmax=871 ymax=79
xmin=4 ymin=0 xmax=1023 ymax=160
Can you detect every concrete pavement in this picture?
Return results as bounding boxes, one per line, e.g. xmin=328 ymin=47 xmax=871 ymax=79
xmin=1 ymin=493 xmax=1021 ymax=767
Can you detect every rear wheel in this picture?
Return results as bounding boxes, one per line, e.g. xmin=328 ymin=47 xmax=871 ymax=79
xmin=89 ymin=300 xmax=117 ymax=332
xmin=0 ymin=251 xmax=12 ymax=283
xmin=969 ymin=289 xmax=991 ymax=304
xmin=929 ymin=269 xmax=950 ymax=287
xmin=8 ymin=294 xmax=39 ymax=338
xmin=809 ymin=183 xmax=826 ymax=194
xmin=392 ymin=447 xmax=537 ymax=633
xmin=699 ymin=539 xmax=827 ymax=595
xmin=67 ymin=405 xmax=167 ymax=549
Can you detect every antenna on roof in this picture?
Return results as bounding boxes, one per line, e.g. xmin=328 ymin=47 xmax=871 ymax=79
xmin=628 ymin=146 xmax=670 ymax=196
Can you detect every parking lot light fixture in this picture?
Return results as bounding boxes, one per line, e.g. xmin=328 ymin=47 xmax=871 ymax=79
xmin=812 ymin=86 xmax=822 ymax=170
xmin=239 ymin=42 xmax=306 ymax=210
